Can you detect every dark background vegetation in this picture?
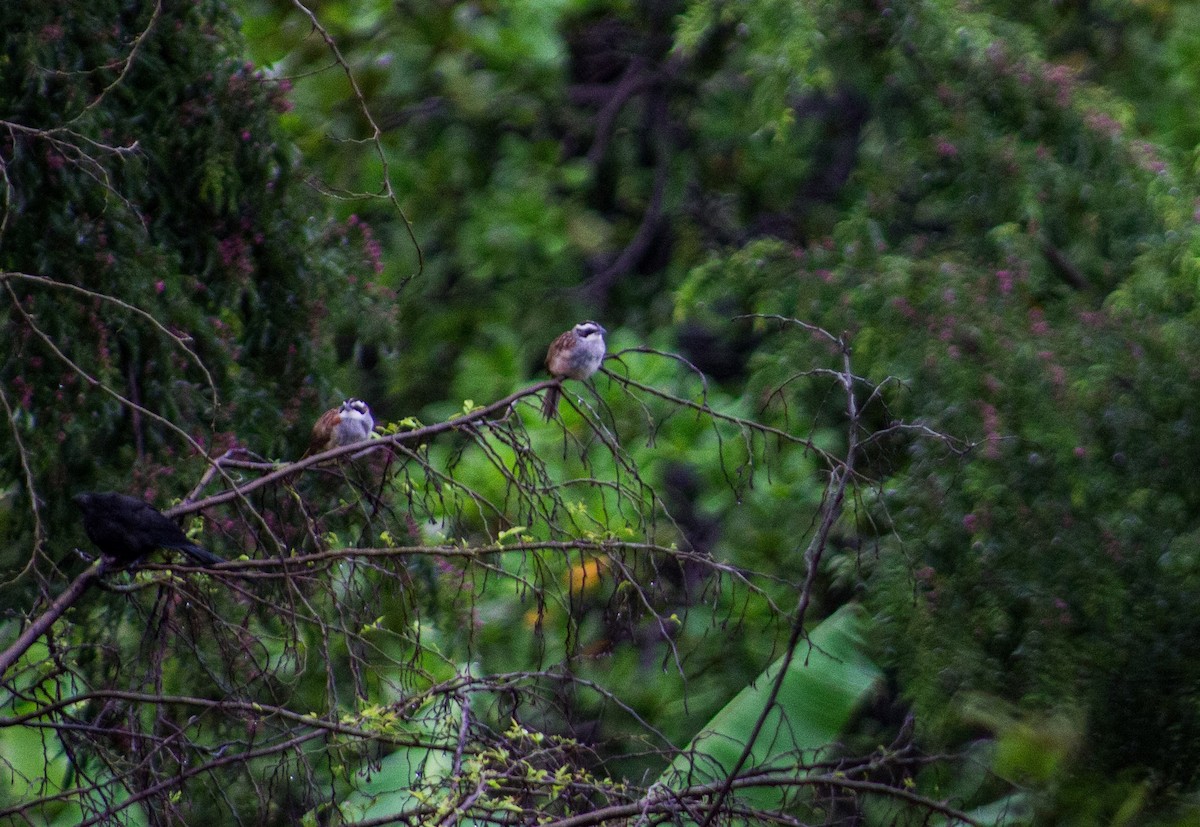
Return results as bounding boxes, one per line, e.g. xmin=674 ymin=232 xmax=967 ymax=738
xmin=3 ymin=0 xmax=1200 ymax=824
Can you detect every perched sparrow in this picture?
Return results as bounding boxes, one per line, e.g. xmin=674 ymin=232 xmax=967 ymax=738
xmin=73 ymin=492 xmax=223 ymax=567
xmin=542 ymin=321 xmax=607 ymax=420
xmin=303 ymin=398 xmax=375 ymax=458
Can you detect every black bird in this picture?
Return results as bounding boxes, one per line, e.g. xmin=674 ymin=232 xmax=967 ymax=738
xmin=73 ymin=492 xmax=223 ymax=567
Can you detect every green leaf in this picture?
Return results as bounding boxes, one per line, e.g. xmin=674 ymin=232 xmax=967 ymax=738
xmin=660 ymin=604 xmax=882 ymax=812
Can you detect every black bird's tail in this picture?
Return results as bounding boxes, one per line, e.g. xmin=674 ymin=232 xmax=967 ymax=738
xmin=177 ymin=543 xmax=224 ymax=566
xmin=541 ymin=383 xmax=561 ymax=421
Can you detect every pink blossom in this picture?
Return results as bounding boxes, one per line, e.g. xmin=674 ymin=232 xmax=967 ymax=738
xmin=1042 ymin=63 xmax=1077 ymax=106
xmin=1049 ymin=364 xmax=1066 ymax=388
xmin=891 ymin=296 xmax=918 ymax=320
xmin=1052 ymin=597 xmax=1072 ymax=626
xmin=996 ymin=270 xmax=1013 ymax=294
xmin=1029 ymin=308 xmax=1049 ymax=335
xmin=1084 ymin=110 xmax=1122 ymax=140
xmin=366 ymin=239 xmax=384 ymax=274
xmin=11 ymin=376 xmax=33 ymax=409
xmin=218 ymin=236 xmax=243 ymax=267
xmin=935 ymin=138 xmax=958 ymax=158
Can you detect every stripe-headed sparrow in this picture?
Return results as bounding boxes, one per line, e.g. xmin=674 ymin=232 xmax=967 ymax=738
xmin=542 ymin=321 xmax=607 ymax=420
xmin=303 ymin=398 xmax=375 ymax=457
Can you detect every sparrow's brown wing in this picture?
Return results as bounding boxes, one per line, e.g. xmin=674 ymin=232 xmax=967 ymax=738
xmin=302 ymin=407 xmax=340 ymax=458
xmin=545 ymin=329 xmax=576 ymax=377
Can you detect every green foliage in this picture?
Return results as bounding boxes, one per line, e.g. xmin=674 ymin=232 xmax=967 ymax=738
xmin=668 ymin=0 xmax=1200 ymax=820
xmin=0 ymin=0 xmax=389 ymax=583
xmin=7 ymin=0 xmax=1200 ymax=823
xmin=663 ymin=605 xmax=882 ymax=816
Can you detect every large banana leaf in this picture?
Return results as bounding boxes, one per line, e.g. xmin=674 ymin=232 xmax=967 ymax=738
xmin=661 ymin=603 xmax=882 ymax=813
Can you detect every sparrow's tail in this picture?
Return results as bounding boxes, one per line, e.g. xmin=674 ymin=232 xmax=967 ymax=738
xmin=178 ymin=543 xmax=224 ymax=567
xmin=541 ymin=383 xmax=561 ymax=421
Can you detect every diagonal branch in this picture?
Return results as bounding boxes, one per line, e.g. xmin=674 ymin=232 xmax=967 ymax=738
xmin=0 ymin=559 xmax=106 ymax=679
xmin=698 ymin=321 xmax=860 ymax=826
